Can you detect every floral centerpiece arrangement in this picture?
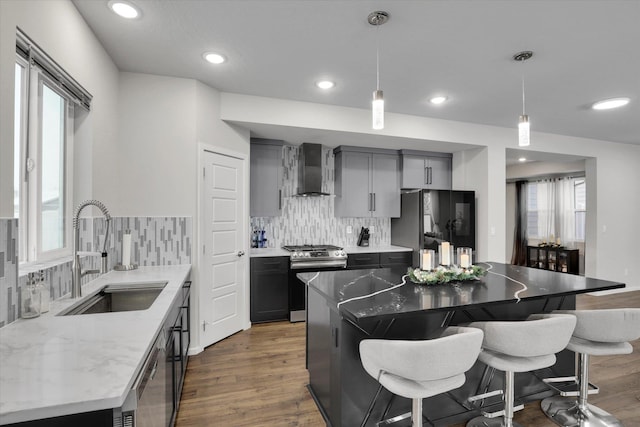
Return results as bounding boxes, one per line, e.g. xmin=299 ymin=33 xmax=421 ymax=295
xmin=408 ymin=264 xmax=486 ymax=285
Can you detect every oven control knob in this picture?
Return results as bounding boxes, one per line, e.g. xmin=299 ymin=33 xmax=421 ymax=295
xmin=304 ymin=252 xmax=310 ymax=257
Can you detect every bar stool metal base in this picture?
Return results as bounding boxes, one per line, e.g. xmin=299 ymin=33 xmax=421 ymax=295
xmin=466 ymin=415 xmax=523 ymax=427
xmin=541 ymin=396 xmax=623 ymax=427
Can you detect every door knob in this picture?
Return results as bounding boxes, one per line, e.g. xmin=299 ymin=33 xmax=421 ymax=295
xmin=237 ymin=251 xmax=245 ymax=257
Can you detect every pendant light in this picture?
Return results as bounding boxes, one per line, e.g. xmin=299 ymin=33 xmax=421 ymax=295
xmin=514 ymin=51 xmax=533 ymax=147
xmin=368 ymin=11 xmax=389 ymax=130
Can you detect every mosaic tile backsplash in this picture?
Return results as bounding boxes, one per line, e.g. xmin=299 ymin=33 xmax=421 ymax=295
xmin=0 ymin=216 xmax=191 ymax=327
xmin=250 ymin=145 xmax=391 ymax=248
xmin=1 ymin=219 xmax=18 ymax=327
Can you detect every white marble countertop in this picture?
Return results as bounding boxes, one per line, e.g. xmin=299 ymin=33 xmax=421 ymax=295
xmin=343 ymin=245 xmax=413 ymax=254
xmin=250 ymin=245 xmax=412 ymax=258
xmin=0 ymin=264 xmax=192 ymax=425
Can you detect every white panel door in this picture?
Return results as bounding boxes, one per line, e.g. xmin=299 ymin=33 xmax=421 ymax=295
xmin=200 ymin=150 xmax=246 ymax=347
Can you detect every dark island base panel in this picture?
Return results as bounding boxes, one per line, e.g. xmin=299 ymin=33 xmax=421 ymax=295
xmin=307 ymin=289 xmax=576 ymax=427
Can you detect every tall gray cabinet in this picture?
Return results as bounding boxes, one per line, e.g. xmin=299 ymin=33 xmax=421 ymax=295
xmin=250 ymin=139 xmax=283 ymax=217
xmin=333 ymin=146 xmax=400 ymax=218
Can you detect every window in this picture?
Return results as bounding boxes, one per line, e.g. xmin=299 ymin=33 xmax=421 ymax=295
xmin=525 ymin=177 xmax=586 ymax=243
xmin=14 ymin=30 xmax=91 ymax=263
xmin=574 ymin=179 xmax=586 ymax=241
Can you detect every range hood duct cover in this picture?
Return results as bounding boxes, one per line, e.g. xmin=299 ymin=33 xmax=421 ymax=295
xmin=297 ymin=143 xmax=330 ymax=196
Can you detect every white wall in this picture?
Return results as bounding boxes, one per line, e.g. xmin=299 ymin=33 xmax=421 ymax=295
xmin=506 ymin=160 xmax=586 ymax=180
xmin=0 ymin=0 xmax=120 ymax=217
xmin=221 ymin=93 xmax=640 ymax=290
xmin=117 ymin=73 xmax=197 ymax=216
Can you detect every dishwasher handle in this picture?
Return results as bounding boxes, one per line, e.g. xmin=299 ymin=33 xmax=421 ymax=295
xmin=133 ymin=335 xmax=161 ymax=401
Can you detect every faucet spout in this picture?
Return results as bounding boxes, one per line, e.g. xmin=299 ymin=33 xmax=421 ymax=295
xmin=71 ymin=200 xmax=111 ymax=298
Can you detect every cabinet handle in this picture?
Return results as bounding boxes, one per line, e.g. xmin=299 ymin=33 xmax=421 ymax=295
xmin=278 ymin=189 xmax=282 ymax=210
xmin=428 ymin=167 xmax=433 ymax=184
xmin=424 ymin=165 xmax=429 ymax=184
xmin=372 ymin=193 xmax=376 ymax=212
xmin=183 ymin=281 xmax=192 ymax=289
xmin=368 ymin=193 xmax=372 ymax=212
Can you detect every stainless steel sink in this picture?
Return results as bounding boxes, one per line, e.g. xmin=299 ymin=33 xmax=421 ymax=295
xmin=59 ymin=282 xmax=167 ymax=316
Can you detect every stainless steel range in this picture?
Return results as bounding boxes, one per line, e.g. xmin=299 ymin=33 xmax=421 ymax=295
xmin=283 ymin=244 xmax=348 ymax=270
xmin=283 ymin=245 xmax=348 ymax=322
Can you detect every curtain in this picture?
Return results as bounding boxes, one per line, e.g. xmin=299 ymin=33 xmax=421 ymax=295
xmin=555 ymin=178 xmax=576 ymax=245
xmin=536 ymin=180 xmax=556 ymax=241
xmin=511 ymin=180 xmax=528 ymax=265
xmin=532 ymin=177 xmax=577 ymax=246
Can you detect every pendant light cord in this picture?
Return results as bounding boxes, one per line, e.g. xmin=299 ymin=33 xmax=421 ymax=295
xmin=520 ymin=57 xmax=526 ymax=115
xmin=376 ymin=21 xmax=380 ymax=91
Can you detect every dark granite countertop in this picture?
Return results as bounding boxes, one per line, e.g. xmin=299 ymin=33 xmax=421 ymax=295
xmin=298 ymin=262 xmax=625 ymax=323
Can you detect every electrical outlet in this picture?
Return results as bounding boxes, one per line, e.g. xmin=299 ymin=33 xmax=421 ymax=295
xmin=369 ymin=226 xmax=375 ymax=234
xmin=346 ymin=226 xmax=353 ymax=234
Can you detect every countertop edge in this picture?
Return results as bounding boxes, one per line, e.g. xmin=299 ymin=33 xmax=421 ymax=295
xmin=250 ymin=245 xmax=413 ymax=258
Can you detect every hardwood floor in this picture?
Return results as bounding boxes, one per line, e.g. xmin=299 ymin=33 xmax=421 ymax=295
xmin=176 ymin=291 xmax=640 ymax=426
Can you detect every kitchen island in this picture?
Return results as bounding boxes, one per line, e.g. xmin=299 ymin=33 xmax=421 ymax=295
xmin=299 ymin=262 xmax=624 ymax=427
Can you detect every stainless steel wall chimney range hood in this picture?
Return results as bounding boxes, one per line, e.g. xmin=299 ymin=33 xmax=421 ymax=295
xmin=297 ymin=143 xmax=330 ymax=196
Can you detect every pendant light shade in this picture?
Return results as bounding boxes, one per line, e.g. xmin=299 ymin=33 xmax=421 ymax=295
xmin=372 ymin=90 xmax=384 ymax=130
xmin=518 ymin=114 xmax=530 ymax=147
xmin=368 ymin=11 xmax=388 ymax=130
xmin=514 ymin=51 xmax=533 ymax=147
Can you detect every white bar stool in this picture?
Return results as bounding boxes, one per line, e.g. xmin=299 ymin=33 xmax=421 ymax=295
xmin=466 ymin=314 xmax=577 ymax=427
xmin=541 ymin=308 xmax=640 ymax=427
xmin=359 ymin=326 xmax=484 ymax=427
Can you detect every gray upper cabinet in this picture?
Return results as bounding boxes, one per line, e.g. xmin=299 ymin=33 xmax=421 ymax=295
xmin=400 ymin=150 xmax=452 ymax=190
xmin=250 ymin=139 xmax=284 ymax=217
xmin=334 ymin=146 xmax=400 ymax=218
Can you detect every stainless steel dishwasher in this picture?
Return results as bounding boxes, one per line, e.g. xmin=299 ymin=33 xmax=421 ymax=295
xmin=116 ymin=331 xmax=168 ymax=427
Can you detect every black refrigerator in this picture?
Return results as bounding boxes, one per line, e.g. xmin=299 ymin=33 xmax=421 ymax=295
xmin=391 ymin=190 xmax=476 ymax=267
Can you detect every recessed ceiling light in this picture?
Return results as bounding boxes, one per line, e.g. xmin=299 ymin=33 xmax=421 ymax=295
xmin=591 ymin=97 xmax=630 ymax=110
xmin=316 ymin=80 xmax=335 ymax=90
xmin=108 ymin=0 xmax=140 ymax=19
xmin=518 ymin=157 xmax=527 ymax=162
xmin=203 ymin=52 xmax=226 ymax=64
xmin=429 ymin=96 xmax=448 ymax=105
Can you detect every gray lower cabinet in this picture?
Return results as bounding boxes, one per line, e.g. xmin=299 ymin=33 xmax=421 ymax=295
xmin=346 ymin=252 xmax=380 ymax=269
xmin=250 ymin=139 xmax=284 ymax=217
xmin=347 ymin=251 xmax=412 ymax=269
xmin=334 ymin=146 xmax=400 ymax=218
xmin=168 ymin=280 xmax=190 ymax=426
xmin=380 ymin=251 xmax=413 ymax=267
xmin=250 ymin=257 xmax=289 ymax=322
xmin=400 ymin=151 xmax=452 ymax=190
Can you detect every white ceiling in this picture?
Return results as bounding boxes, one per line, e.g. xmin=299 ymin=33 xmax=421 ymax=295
xmin=72 ymin=0 xmax=640 ymax=163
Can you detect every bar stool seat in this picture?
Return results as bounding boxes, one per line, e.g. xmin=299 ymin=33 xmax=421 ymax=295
xmin=359 ymin=326 xmax=483 ymax=427
xmin=466 ymin=314 xmax=577 ymax=427
xmin=541 ymin=308 xmax=640 ymax=427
